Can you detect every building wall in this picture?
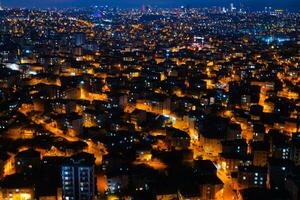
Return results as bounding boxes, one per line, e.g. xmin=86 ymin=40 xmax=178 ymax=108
xmin=0 ymin=188 xmax=34 ymax=200
xmin=61 ymin=165 xmax=96 ymax=200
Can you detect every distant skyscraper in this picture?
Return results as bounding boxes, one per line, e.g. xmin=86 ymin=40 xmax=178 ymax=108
xmin=230 ymin=3 xmax=236 ymax=12
xmin=141 ymin=5 xmax=146 ymax=13
xmin=61 ymin=152 xmax=96 ymax=200
xmin=74 ymin=32 xmax=86 ymax=47
xmin=0 ymin=0 xmax=3 ymax=11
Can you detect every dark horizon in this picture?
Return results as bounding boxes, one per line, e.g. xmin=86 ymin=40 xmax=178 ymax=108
xmin=1 ymin=0 xmax=300 ymax=11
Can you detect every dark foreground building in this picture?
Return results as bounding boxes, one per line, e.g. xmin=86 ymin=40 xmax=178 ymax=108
xmin=61 ymin=152 xmax=96 ymax=200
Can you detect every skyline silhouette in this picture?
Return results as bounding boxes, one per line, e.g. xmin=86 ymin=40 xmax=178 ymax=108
xmin=1 ymin=0 xmax=300 ymax=10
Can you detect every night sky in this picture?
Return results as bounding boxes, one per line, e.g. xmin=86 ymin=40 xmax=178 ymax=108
xmin=1 ymin=0 xmax=300 ymax=10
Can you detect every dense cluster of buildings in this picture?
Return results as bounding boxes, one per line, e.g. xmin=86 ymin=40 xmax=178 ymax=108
xmin=0 ymin=4 xmax=299 ymax=200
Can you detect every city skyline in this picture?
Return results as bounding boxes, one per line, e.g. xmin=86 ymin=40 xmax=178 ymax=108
xmin=1 ymin=0 xmax=300 ymax=10
xmin=0 ymin=2 xmax=299 ymax=200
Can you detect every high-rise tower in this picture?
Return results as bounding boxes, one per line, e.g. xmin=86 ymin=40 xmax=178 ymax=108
xmin=0 ymin=1 xmax=3 ymax=11
xmin=61 ymin=152 xmax=96 ymax=200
